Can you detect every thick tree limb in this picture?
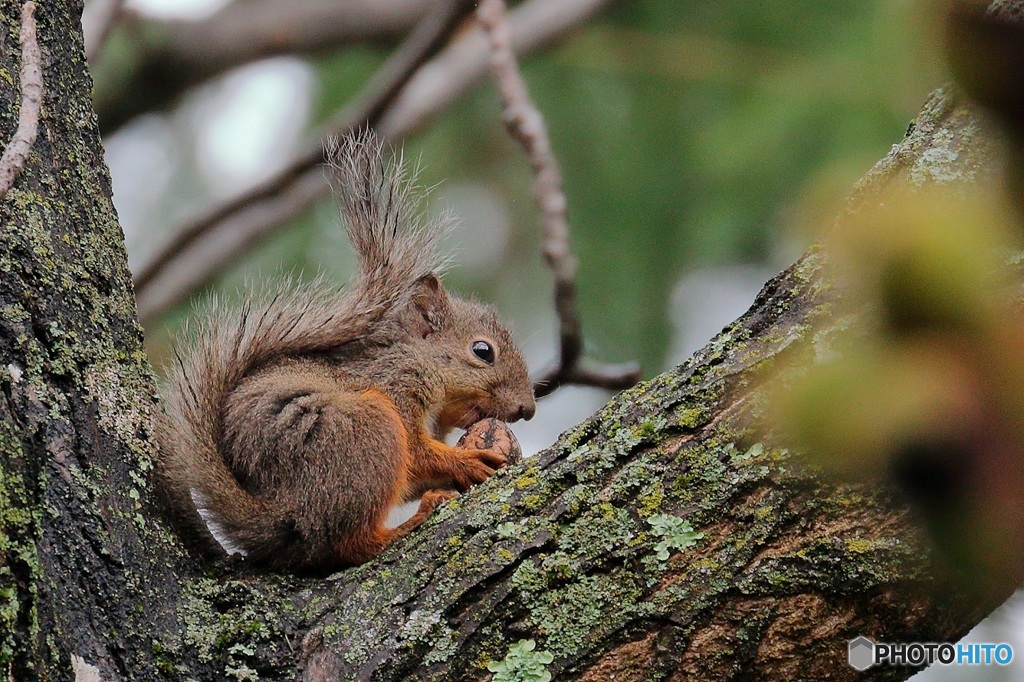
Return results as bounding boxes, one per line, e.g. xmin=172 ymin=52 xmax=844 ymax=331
xmin=286 ymin=85 xmax=1005 ymax=679
xmin=133 ymin=0 xmax=616 ymax=323
xmin=0 ymin=1 xmax=186 ymax=678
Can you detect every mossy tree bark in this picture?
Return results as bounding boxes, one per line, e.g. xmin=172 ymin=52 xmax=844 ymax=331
xmin=0 ymin=1 xmax=1015 ymax=681
xmin=0 ymin=1 xmax=193 ymax=679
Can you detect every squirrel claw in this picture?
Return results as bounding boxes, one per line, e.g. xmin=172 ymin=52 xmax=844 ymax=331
xmin=472 ymin=448 xmax=509 ymax=470
xmin=452 ymin=448 xmax=507 ymax=490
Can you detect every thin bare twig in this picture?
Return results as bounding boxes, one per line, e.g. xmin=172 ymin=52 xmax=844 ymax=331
xmin=0 ymin=1 xmax=42 ymax=200
xmin=133 ymin=0 xmax=478 ymax=297
xmin=477 ymin=0 xmax=640 ymax=398
xmin=378 ymin=0 xmax=615 ymax=135
xmin=83 ymin=0 xmax=126 ymax=63
xmin=134 ymin=0 xmax=615 ymax=323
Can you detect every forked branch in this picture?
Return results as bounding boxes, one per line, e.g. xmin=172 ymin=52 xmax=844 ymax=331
xmin=132 ymin=0 xmax=479 ymax=300
xmin=476 ymin=0 xmax=640 ymax=398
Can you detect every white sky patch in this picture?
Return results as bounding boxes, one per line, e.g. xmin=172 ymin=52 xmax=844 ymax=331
xmin=196 ymin=58 xmax=314 ymax=196
xmin=71 ymin=655 xmax=102 ymax=682
xmin=125 ymin=0 xmax=230 ymax=20
xmin=436 ymin=183 xmax=511 ymax=271
xmin=104 ymin=114 xmax=176 ymax=258
xmin=669 ymin=265 xmax=777 ymax=364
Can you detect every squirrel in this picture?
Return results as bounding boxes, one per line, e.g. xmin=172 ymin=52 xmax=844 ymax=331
xmin=156 ymin=130 xmax=536 ymax=574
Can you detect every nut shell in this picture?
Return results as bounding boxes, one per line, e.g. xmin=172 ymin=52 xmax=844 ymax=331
xmin=457 ymin=418 xmax=523 ymax=465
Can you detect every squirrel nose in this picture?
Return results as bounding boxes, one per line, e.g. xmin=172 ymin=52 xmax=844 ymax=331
xmin=514 ymin=402 xmax=536 ymax=422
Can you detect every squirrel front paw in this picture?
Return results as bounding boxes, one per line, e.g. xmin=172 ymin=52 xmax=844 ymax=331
xmin=449 ymin=448 xmax=509 ymax=491
xmin=449 ymin=418 xmax=523 ymax=490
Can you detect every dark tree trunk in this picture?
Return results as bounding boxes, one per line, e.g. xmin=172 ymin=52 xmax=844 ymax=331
xmin=0 ymin=1 xmax=191 ymax=679
xmin=0 ymin=1 xmax=1015 ymax=681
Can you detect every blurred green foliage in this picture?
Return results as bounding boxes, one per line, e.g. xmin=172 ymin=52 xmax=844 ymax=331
xmin=156 ymin=0 xmax=939 ymax=377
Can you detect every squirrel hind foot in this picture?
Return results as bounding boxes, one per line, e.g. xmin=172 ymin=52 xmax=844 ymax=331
xmin=329 ymin=490 xmax=456 ymax=568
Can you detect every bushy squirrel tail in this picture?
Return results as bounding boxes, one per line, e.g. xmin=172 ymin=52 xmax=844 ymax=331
xmin=327 ymin=130 xmax=453 ymax=312
xmin=157 ymin=128 xmax=451 ymax=559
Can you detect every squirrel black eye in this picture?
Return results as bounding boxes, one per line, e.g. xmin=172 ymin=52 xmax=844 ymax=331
xmin=471 ymin=340 xmax=495 ymax=364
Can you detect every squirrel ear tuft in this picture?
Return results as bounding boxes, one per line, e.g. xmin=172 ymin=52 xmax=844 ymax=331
xmin=409 ymin=274 xmax=449 ymax=338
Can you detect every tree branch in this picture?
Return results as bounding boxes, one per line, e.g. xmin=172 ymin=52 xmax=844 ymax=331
xmin=92 ymin=0 xmax=438 ymax=133
xmin=133 ymin=0 xmax=617 ymax=323
xmin=129 ymin=2 xmax=478 ymax=324
xmin=477 ymin=0 xmax=641 ymax=398
xmin=377 ymin=0 xmax=616 ymax=135
xmin=0 ymin=1 xmax=41 ymax=200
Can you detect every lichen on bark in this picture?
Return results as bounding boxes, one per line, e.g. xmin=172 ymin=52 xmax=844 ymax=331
xmin=0 ymin=0 xmax=185 ymax=677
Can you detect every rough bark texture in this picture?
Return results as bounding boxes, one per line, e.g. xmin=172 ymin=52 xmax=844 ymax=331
xmin=0 ymin=1 xmax=1015 ymax=681
xmin=0 ymin=1 xmax=191 ymax=679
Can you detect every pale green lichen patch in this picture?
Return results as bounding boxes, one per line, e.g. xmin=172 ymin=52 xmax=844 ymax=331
xmin=84 ymin=359 xmax=155 ymax=463
xmin=559 ymin=502 xmax=635 ymax=559
xmin=647 ymin=513 xmax=704 ymax=561
xmin=177 ymin=575 xmax=301 ymax=679
xmin=908 ymin=110 xmax=986 ymax=187
xmin=487 ymin=639 xmax=554 ymax=682
xmin=674 ymin=404 xmax=707 ymax=429
xmin=638 ymin=484 xmax=669 ymax=522
xmin=845 ymin=537 xmax=874 ymax=554
xmin=910 ymin=127 xmax=964 ymax=185
xmin=399 ymin=609 xmax=442 ymax=644
xmin=517 ymin=572 xmax=644 ymax=657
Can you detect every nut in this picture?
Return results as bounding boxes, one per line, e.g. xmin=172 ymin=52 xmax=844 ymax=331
xmin=457 ymin=418 xmax=523 ymax=465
